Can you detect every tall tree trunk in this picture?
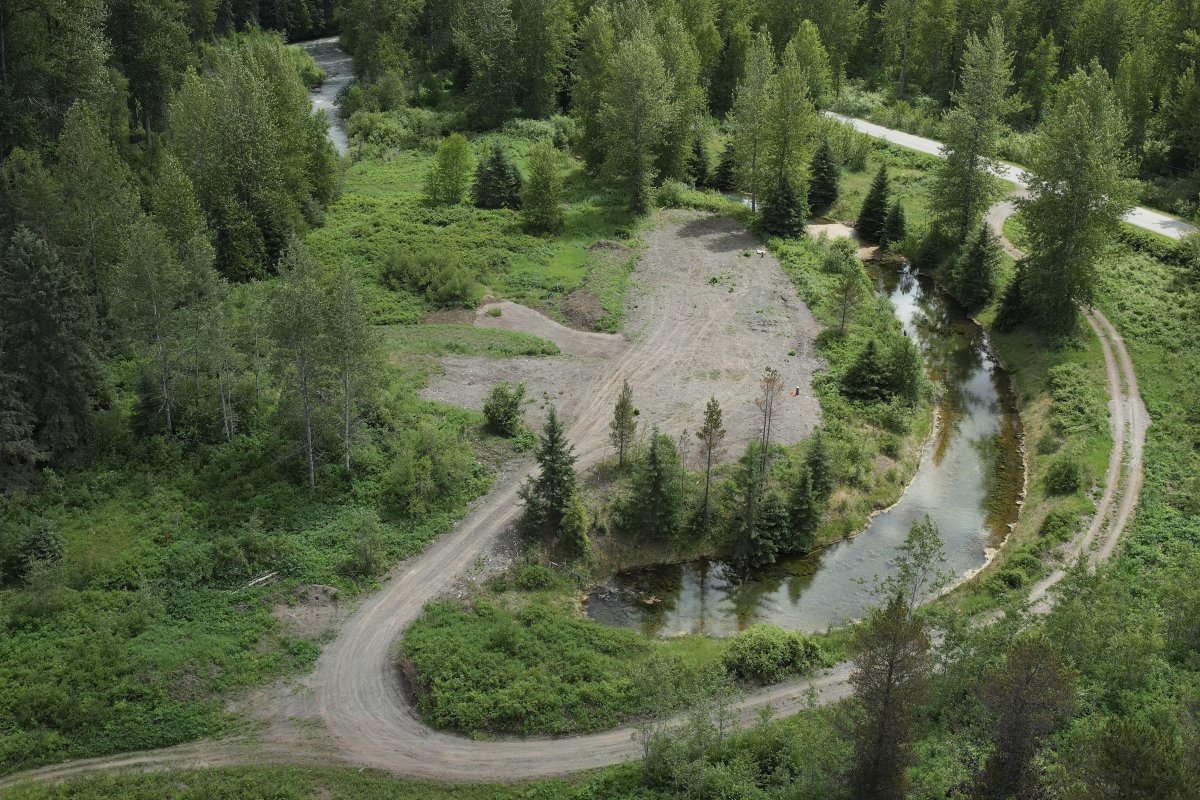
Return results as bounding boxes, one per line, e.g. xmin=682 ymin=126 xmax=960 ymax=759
xmin=342 ymin=368 xmax=351 ymax=472
xmin=298 ymin=348 xmax=315 ymax=487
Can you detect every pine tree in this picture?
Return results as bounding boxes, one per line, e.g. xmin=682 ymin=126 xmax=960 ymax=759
xmin=879 ymin=201 xmax=907 ymax=249
xmin=949 ymin=221 xmax=1002 ymax=310
xmin=805 ymin=427 xmax=835 ymax=499
xmin=627 ymin=428 xmax=683 ymax=539
xmin=696 ymin=395 xmax=726 ymax=528
xmin=0 ymin=227 xmax=99 ymax=460
xmin=761 ymin=173 xmax=806 ymax=239
xmin=472 ymin=145 xmax=524 ymax=210
xmin=808 ymin=139 xmax=841 ymax=212
xmin=728 ymin=440 xmax=778 ymax=570
xmin=609 ymin=379 xmax=637 ymax=468
xmin=713 ymin=143 xmax=736 ymax=191
xmin=856 ymin=164 xmax=891 ymax=242
xmin=689 ymin=137 xmax=710 ymax=186
xmin=519 ymin=405 xmax=579 ymax=534
xmin=842 ymin=339 xmax=890 ymax=403
xmin=520 ymin=141 xmax=564 ymax=233
xmin=788 ymin=465 xmax=822 ymax=551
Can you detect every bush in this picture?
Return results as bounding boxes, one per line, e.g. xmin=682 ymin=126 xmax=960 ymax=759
xmin=382 ymin=421 xmax=482 ymax=516
xmin=1039 ymin=508 xmax=1078 ymax=544
xmin=723 ymin=624 xmax=821 ymax=683
xmin=515 ymin=563 xmax=556 ymax=590
xmin=1045 ymin=454 xmax=1082 ymax=495
xmin=483 ymin=381 xmax=527 ymax=437
xmin=653 ymin=180 xmax=689 ymax=209
xmin=1047 ymin=363 xmax=1109 ymax=436
xmin=381 ymin=247 xmax=481 ymax=308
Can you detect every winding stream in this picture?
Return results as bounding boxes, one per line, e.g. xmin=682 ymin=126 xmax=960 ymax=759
xmin=300 ymin=37 xmax=352 ymax=155
xmin=586 ymin=265 xmax=1023 ymax=636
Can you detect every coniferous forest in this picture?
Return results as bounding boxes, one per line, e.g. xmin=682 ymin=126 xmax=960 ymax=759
xmin=3 ymin=1 xmax=1200 ymax=798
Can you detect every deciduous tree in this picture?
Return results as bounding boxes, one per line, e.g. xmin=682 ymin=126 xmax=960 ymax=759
xmin=696 ymin=395 xmax=725 ymax=527
xmin=732 ymin=31 xmax=774 ymax=212
xmin=609 ymin=379 xmax=637 ymax=468
xmin=520 ymin=141 xmax=564 ymax=232
xmin=425 ymin=133 xmax=473 ymax=205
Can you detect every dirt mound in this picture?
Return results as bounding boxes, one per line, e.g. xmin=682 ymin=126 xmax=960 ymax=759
xmin=268 ymin=584 xmax=344 ymax=640
xmin=560 ymin=287 xmax=605 ymax=329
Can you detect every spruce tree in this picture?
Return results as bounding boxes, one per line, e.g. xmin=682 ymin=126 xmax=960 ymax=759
xmin=519 ymin=405 xmax=579 ymax=534
xmin=761 ymin=173 xmax=807 ymax=239
xmin=559 ymin=492 xmax=591 ymax=558
xmin=879 ymin=201 xmax=907 ymax=249
xmin=472 ymin=145 xmax=524 ymax=210
xmin=805 ymin=427 xmax=835 ymax=500
xmin=627 ymin=428 xmax=683 ymax=539
xmin=808 ymin=138 xmax=841 ymax=212
xmin=949 ymin=221 xmax=1002 ymax=310
xmin=713 ymin=143 xmax=736 ymax=191
xmin=788 ymin=465 xmax=822 ymax=552
xmin=842 ymin=339 xmax=889 ymax=403
xmin=696 ymin=395 xmax=726 ymax=528
xmin=856 ymin=164 xmax=891 ymax=242
xmin=0 ymin=227 xmax=99 ymax=461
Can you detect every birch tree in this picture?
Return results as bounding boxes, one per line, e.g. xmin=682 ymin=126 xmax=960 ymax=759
xmin=327 ymin=261 xmax=380 ymax=473
xmin=269 ymin=238 xmax=328 ymax=488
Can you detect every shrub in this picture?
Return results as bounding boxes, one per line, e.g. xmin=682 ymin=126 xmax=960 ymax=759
xmin=1039 ymin=508 xmax=1078 ymax=544
xmin=1007 ymin=551 xmax=1043 ymax=577
xmin=1047 ymin=363 xmax=1108 ymax=436
xmin=381 ymin=247 xmax=480 ymax=308
xmin=558 ymin=492 xmax=590 ymax=558
xmin=1045 ymin=454 xmax=1082 ymax=495
xmin=382 ymin=421 xmax=481 ymax=516
xmin=996 ymin=568 xmax=1028 ymax=588
xmin=723 ymin=624 xmax=821 ymax=683
xmin=483 ymin=381 xmax=527 ymax=437
xmin=653 ymin=180 xmax=688 ymax=209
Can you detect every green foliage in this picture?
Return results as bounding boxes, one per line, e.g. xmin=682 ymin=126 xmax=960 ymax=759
xmin=713 ymin=143 xmax=736 ymax=191
xmin=381 ymin=247 xmax=481 ymax=309
xmin=424 ymin=134 xmax=474 ymax=206
xmin=520 ymin=141 xmax=565 ymax=233
xmin=558 ymin=493 xmax=591 ymax=558
xmin=382 ymin=421 xmax=486 ymax=518
xmin=1038 ymin=508 xmax=1079 ymax=546
xmin=722 ymin=624 xmax=822 ymax=683
xmin=518 ymin=406 xmax=578 ymax=535
xmin=948 ymin=221 xmax=1002 ymax=310
xmin=472 ymin=145 xmax=523 ymax=210
xmin=483 ymin=381 xmax=527 ymax=437
xmin=760 ymin=173 xmax=807 ymax=239
xmin=879 ymin=201 xmax=907 ymax=249
xmin=1045 ymin=453 xmax=1082 ymax=495
xmin=399 ymin=598 xmax=646 ymax=735
xmin=841 ymin=337 xmax=923 ymax=405
xmin=623 ymin=428 xmax=683 ymax=539
xmin=1047 ymin=363 xmax=1109 ymax=436
xmin=383 ymin=325 xmax=558 ymax=358
xmin=856 ymin=164 xmax=891 ymax=242
xmin=808 ymin=138 xmax=842 ymax=211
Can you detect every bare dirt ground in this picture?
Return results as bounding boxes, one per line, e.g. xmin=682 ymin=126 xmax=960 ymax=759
xmin=1 ymin=207 xmax=1148 ymax=788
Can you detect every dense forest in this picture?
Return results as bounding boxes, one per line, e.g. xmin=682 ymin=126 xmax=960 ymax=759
xmin=3 ymin=0 xmax=1200 ymax=798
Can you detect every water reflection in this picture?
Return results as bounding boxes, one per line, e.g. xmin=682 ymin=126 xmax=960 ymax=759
xmin=586 ymin=265 xmax=1024 ymax=635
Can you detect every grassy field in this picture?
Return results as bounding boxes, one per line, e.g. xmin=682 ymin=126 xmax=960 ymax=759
xmin=382 ymin=325 xmax=560 ymax=358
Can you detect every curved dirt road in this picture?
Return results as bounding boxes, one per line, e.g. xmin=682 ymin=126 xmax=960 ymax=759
xmin=0 ymin=207 xmax=1150 ymax=788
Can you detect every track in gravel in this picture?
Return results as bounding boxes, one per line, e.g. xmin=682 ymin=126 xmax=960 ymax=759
xmin=0 ymin=206 xmax=1150 ymax=789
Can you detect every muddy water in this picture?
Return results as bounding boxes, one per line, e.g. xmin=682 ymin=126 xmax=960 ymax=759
xmin=586 ymin=265 xmax=1023 ymax=636
xmin=300 ymin=37 xmax=352 ymax=154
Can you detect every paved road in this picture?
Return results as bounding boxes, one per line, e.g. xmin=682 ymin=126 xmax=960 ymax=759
xmin=824 ymin=112 xmax=1197 ymax=241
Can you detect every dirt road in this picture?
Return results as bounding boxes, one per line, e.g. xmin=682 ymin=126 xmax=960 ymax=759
xmin=0 ymin=209 xmax=1149 ymax=788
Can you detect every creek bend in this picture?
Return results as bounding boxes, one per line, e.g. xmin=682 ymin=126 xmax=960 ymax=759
xmin=300 ymin=36 xmax=352 ymax=155
xmin=586 ymin=264 xmax=1024 ymax=636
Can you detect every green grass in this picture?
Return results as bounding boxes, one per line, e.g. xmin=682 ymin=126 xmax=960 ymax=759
xmin=383 ymin=325 xmax=560 ymax=358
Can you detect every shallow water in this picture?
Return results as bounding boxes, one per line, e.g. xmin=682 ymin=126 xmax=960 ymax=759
xmin=300 ymin=37 xmax=353 ymax=154
xmin=586 ymin=265 xmax=1023 ymax=636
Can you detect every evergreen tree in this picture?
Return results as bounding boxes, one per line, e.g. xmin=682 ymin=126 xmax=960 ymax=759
xmin=879 ymin=201 xmax=907 ymax=249
xmin=689 ymin=137 xmax=710 ymax=186
xmin=519 ymin=405 xmax=579 ymax=534
xmin=807 ymin=139 xmax=841 ymax=212
xmin=1020 ymin=64 xmax=1135 ymax=338
xmin=788 ymin=465 xmax=822 ymax=551
xmin=520 ymin=141 xmax=564 ymax=233
xmin=472 ymin=145 xmax=524 ymax=210
xmin=856 ymin=164 xmax=891 ymax=242
xmin=761 ymin=173 xmax=806 ymax=239
xmin=949 ymin=221 xmax=1002 ymax=310
xmin=842 ymin=338 xmax=890 ymax=403
xmin=627 ymin=427 xmax=683 ymax=539
xmin=608 ymin=379 xmax=637 ymax=468
xmin=424 ymin=134 xmax=473 ymax=205
xmin=0 ymin=227 xmax=99 ymax=460
xmin=805 ymin=426 xmax=835 ymax=500
xmin=928 ymin=19 xmax=1020 ymax=240
xmin=696 ymin=395 xmax=726 ymax=528
xmin=713 ymin=143 xmax=736 ymax=191
xmin=559 ymin=491 xmax=591 ymax=557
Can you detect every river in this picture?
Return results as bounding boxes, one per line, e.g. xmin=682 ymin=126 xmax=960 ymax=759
xmin=586 ymin=264 xmax=1023 ymax=635
xmin=300 ymin=37 xmax=353 ymax=155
